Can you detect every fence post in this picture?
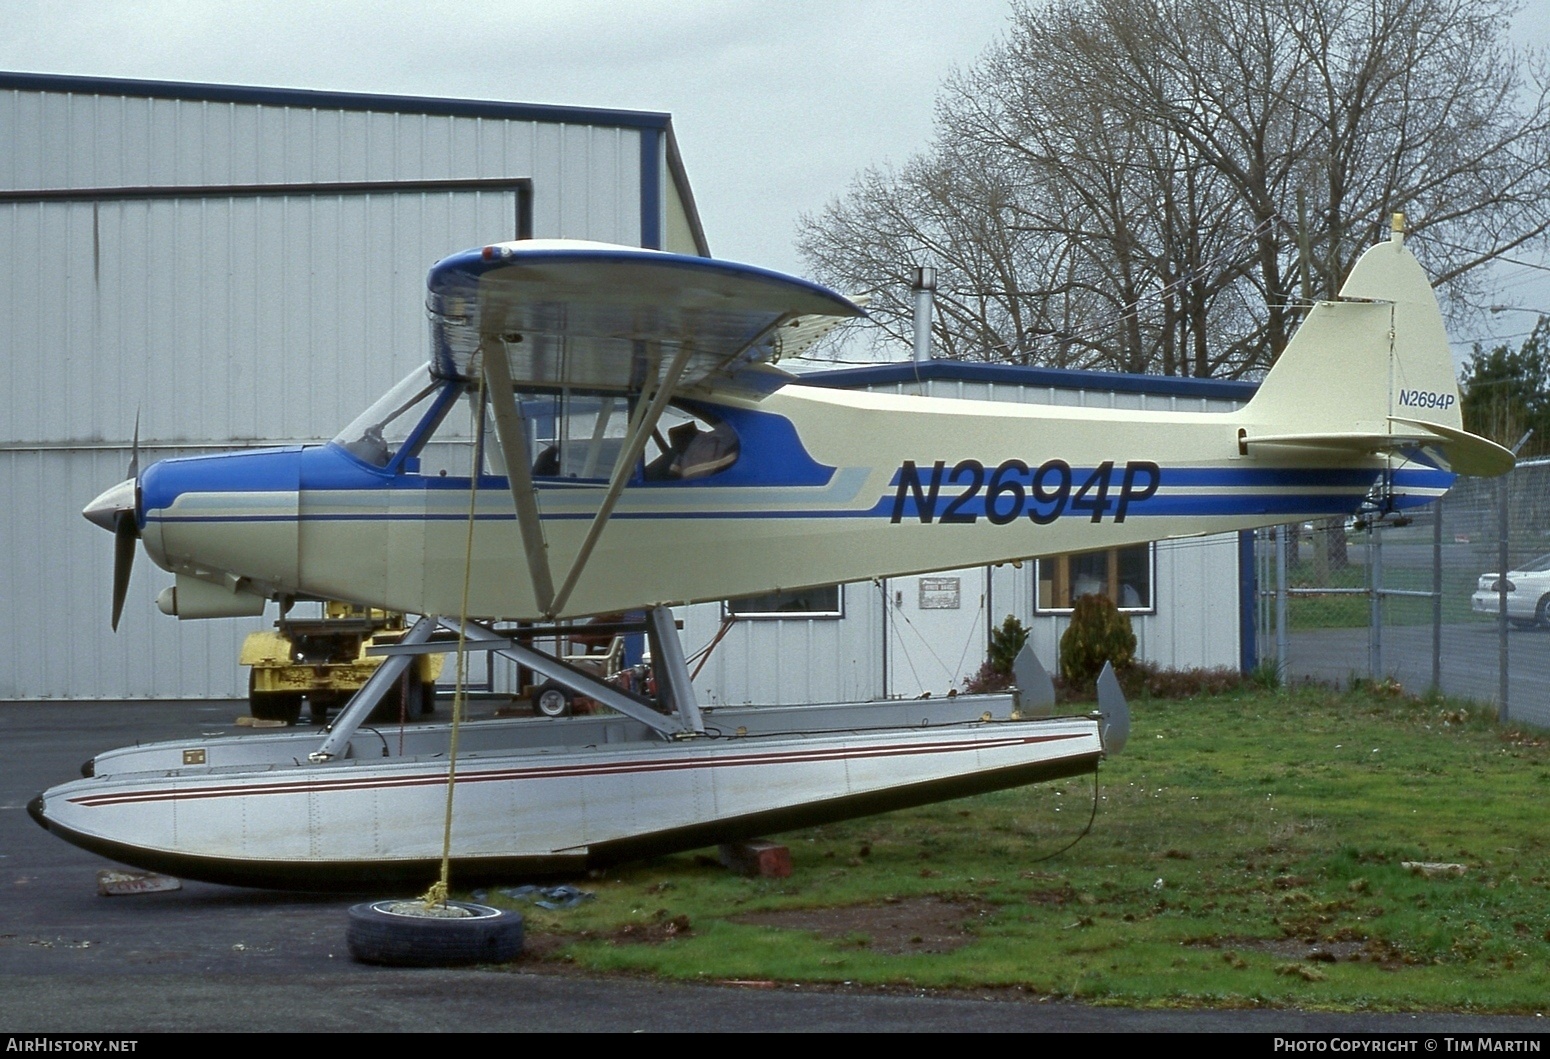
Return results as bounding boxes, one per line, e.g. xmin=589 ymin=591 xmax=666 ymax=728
xmin=1431 ymin=494 xmax=1442 ymax=696
xmin=1368 ymin=520 xmax=1382 ymax=681
xmin=1276 ymin=525 xmax=1289 ymax=681
xmin=1498 ymin=471 xmax=1510 ymax=724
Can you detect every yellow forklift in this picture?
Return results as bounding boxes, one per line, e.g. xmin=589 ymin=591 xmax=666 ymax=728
xmin=240 ymin=602 xmax=443 ymax=725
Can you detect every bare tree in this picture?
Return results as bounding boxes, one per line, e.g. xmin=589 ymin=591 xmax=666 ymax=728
xmin=797 ymin=0 xmax=1550 ymax=376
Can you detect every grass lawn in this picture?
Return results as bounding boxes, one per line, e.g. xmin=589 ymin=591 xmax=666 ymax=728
xmin=487 ymin=684 xmax=1550 ymax=1012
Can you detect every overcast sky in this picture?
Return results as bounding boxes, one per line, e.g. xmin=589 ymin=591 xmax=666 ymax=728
xmin=5 ymin=0 xmax=1550 ymax=353
xmin=2 ymin=0 xmax=1009 ymax=274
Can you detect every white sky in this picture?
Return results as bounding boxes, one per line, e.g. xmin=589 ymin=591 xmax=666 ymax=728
xmin=5 ymin=0 xmax=1550 ymax=355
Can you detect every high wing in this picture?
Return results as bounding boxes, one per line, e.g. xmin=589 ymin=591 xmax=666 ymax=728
xmin=426 ymin=239 xmax=864 ymax=394
xmin=423 ymin=239 xmax=865 ymax=619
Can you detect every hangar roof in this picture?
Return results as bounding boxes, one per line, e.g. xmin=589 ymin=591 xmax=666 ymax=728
xmin=0 ymin=70 xmax=709 ymax=256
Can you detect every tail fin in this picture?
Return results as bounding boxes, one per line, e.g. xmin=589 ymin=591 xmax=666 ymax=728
xmin=1242 ymin=222 xmax=1512 ymax=477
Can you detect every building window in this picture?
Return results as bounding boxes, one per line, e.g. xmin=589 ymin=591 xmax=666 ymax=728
xmin=724 ymin=585 xmax=843 ymax=620
xmin=1035 ymin=545 xmax=1154 ymax=614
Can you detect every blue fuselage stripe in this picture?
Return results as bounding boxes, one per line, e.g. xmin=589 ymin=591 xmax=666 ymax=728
xmin=148 ymin=488 xmax=1434 ymax=526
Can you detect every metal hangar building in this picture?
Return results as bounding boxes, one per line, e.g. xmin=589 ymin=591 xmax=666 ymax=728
xmin=0 ymin=71 xmax=706 ymax=700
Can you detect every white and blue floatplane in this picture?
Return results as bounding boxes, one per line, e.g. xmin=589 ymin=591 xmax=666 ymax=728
xmin=33 ymin=220 xmax=1511 ymax=889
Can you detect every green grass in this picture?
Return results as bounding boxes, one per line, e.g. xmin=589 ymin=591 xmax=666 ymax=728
xmin=482 ymin=684 xmax=1550 ymax=1012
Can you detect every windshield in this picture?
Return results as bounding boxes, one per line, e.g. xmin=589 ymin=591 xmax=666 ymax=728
xmin=333 ymin=367 xmax=444 ymax=468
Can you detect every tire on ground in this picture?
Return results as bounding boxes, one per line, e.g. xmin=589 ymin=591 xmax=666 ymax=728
xmin=248 ymin=674 xmax=302 ymax=724
xmin=346 ymin=900 xmax=524 ymax=967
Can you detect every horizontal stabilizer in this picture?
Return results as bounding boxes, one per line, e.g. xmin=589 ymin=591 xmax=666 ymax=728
xmin=1239 ymin=229 xmax=1515 ymax=482
xmin=1242 ymin=418 xmax=1514 ymax=476
xmin=1388 ymin=418 xmax=1516 ymax=477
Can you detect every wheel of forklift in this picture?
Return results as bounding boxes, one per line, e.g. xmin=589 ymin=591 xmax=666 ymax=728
xmin=369 ymin=682 xmax=408 ymax=724
xmin=248 ymin=674 xmax=302 ymax=725
xmin=363 ymin=678 xmax=438 ymax=724
xmin=308 ymin=692 xmax=343 ymax=726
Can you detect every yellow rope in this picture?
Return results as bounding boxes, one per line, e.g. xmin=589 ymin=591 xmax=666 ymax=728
xmin=421 ymin=375 xmax=484 ymax=910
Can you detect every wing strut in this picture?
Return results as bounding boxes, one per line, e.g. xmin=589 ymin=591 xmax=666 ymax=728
xmin=546 ymin=341 xmax=698 ymax=617
xmin=480 ymin=344 xmax=558 ymax=616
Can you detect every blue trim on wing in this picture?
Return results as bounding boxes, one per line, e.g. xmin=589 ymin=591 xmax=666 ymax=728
xmin=426 ymin=245 xmax=860 ymax=381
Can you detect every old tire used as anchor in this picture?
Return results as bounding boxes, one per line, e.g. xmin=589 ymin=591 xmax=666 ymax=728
xmin=346 ymin=900 xmax=524 ymax=967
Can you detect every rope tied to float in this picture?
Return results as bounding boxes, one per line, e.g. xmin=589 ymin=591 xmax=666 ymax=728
xmin=420 ymin=371 xmax=485 ymax=910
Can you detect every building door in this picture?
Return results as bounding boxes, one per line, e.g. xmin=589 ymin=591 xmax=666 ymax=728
xmin=884 ymin=567 xmax=988 ymax=699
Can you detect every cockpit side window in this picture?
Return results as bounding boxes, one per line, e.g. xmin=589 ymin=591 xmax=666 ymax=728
xmin=524 ymin=392 xmax=630 ymax=480
xmin=505 ymin=393 xmax=740 ymax=483
xmin=643 ymin=405 xmax=739 ymax=481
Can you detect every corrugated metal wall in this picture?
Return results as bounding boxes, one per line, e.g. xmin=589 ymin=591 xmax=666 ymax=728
xmin=683 ymin=582 xmax=888 ymax=707
xmin=0 ymin=79 xmax=658 ymax=699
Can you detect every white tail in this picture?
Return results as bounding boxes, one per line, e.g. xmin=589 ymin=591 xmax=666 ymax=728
xmin=1241 ymin=224 xmax=1512 ymax=477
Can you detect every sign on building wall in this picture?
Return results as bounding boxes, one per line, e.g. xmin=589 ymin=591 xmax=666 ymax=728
xmin=919 ymin=577 xmax=961 ymax=610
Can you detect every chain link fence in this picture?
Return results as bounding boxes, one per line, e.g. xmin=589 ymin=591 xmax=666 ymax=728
xmin=1257 ymin=458 xmax=1550 ymax=729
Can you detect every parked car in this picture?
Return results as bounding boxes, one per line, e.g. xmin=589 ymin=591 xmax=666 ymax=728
xmin=1471 ymin=553 xmax=1550 ymax=628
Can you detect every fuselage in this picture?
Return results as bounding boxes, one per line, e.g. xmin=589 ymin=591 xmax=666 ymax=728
xmin=132 ymin=371 xmax=1449 ymax=622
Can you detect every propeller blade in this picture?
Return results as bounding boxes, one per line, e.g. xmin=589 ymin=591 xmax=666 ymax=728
xmin=111 ymin=511 xmax=137 ymax=632
xmin=127 ymin=412 xmax=140 ymax=482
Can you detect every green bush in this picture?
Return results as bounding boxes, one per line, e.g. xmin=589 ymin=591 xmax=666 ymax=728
xmin=963 ymin=614 xmax=1030 ymax=694
xmin=1059 ymin=593 xmax=1136 ymax=691
xmin=988 ymin=614 xmax=1029 ymax=674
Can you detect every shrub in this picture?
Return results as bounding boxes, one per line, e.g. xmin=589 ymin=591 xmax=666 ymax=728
xmin=1059 ymin=594 xmax=1135 ymax=691
xmin=963 ymin=615 xmax=1030 ymax=694
xmin=1129 ymin=662 xmax=1245 ymax=699
xmin=962 ymin=661 xmax=1011 ymax=694
xmin=988 ymin=614 xmax=1029 ymax=674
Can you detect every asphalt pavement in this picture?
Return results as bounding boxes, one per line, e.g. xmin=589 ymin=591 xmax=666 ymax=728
xmin=2 ymin=700 xmax=1546 ymax=1034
